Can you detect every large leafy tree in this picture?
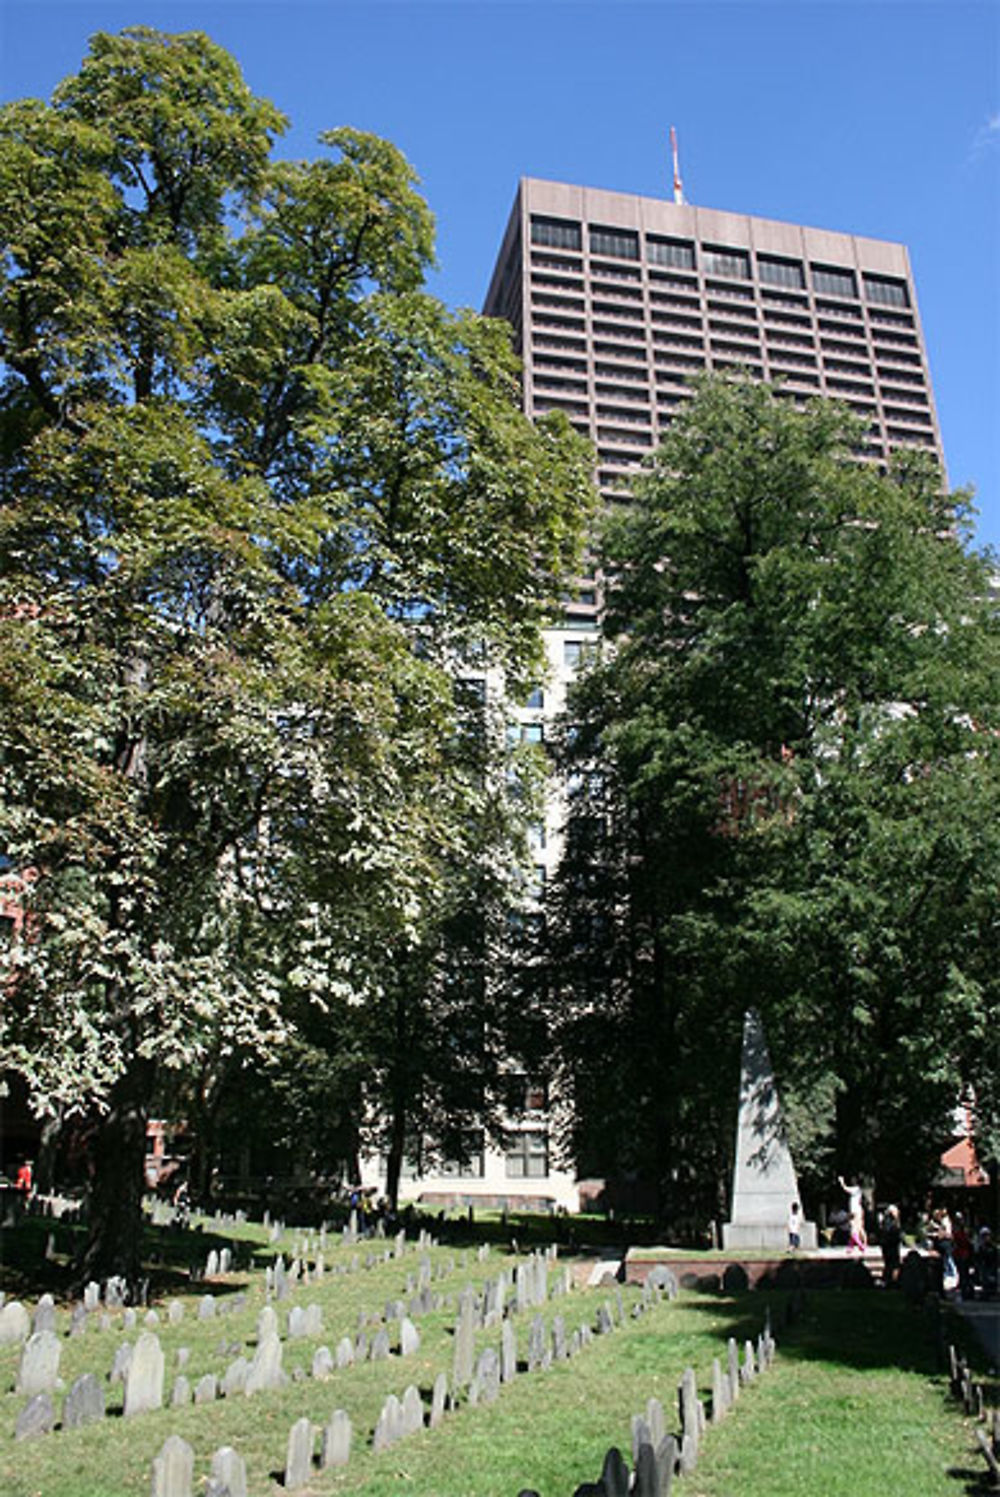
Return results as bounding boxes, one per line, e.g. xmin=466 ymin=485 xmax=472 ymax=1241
xmin=548 ymin=377 xmax=999 ymax=1223
xmin=0 ymin=28 xmax=593 ymax=1282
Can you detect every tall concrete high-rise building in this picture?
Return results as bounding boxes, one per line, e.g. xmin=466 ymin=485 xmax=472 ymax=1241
xmin=360 ymin=176 xmax=945 ymax=1215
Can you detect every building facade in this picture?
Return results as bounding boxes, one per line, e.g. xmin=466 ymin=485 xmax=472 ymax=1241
xmin=363 ymin=177 xmax=945 ymax=1214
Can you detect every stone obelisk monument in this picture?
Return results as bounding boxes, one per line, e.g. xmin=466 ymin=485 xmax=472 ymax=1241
xmin=722 ymin=1008 xmax=816 ymax=1250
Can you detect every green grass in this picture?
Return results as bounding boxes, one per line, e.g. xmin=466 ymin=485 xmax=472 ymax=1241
xmin=0 ymin=1214 xmax=994 ymax=1497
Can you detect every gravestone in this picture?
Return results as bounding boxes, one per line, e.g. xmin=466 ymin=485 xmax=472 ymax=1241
xmin=373 ymin=1393 xmax=403 ymax=1452
xmin=312 ymin=1345 xmax=333 ymax=1380
xmin=124 ymin=1331 xmax=165 ymax=1416
xmin=633 ymin=1442 xmax=659 ymax=1497
xmin=399 ymin=1316 xmax=420 ymax=1356
xmin=151 ymin=1435 xmax=194 ymax=1497
xmin=257 ymin=1305 xmax=278 ymax=1342
xmin=646 ymin=1265 xmax=679 ymax=1299
xmin=144 ymin=1310 xmax=159 ymax=1327
xmin=168 ymin=1300 xmax=184 ymax=1325
xmin=596 ymin=1304 xmax=614 ymax=1335
xmin=452 ymin=1295 xmax=475 ymax=1389
xmin=245 ymin=1332 xmax=283 ymax=1395
xmin=335 ymin=1336 xmax=354 ymax=1368
xmin=285 ymin=1416 xmax=314 ymax=1491
xmin=287 ymin=1306 xmax=307 ymax=1339
xmin=646 ymin=1397 xmax=665 ymax=1448
xmin=430 ymin=1371 xmax=448 ymax=1427
xmin=15 ymin=1393 xmax=54 ymax=1441
xmin=197 ymin=1294 xmax=216 ymax=1321
xmin=469 ymin=1346 xmax=500 ymax=1406
xmin=171 ymin=1374 xmax=191 ymax=1406
xmin=122 ymin=1307 xmax=137 ymax=1331
xmin=0 ymin=1300 xmax=30 ymax=1344
xmin=552 ymin=1314 xmax=568 ymax=1360
xmin=401 ymin=1383 xmax=424 ymax=1435
xmin=69 ymin=1304 xmax=87 ymax=1337
xmin=727 ymin=1337 xmax=740 ymax=1402
xmin=722 ymin=1263 xmax=749 ymax=1294
xmin=62 ymin=1372 xmax=105 ymax=1429
xmin=194 ymin=1372 xmax=218 ymax=1404
xmin=501 ymin=1319 xmax=517 ymax=1383
xmin=601 ymin=1448 xmax=630 ymax=1497
xmin=223 ymin=1356 xmax=248 ymax=1395
xmin=527 ymin=1314 xmax=547 ymax=1371
xmin=321 ymin=1409 xmax=352 ymax=1469
xmin=17 ymin=1329 xmax=61 ymax=1397
xmin=110 ymin=1340 xmax=133 ymax=1385
xmin=631 ymin=1415 xmax=652 ymax=1466
xmin=83 ymin=1282 xmax=100 ymax=1312
xmin=370 ymin=1327 xmax=391 ymax=1361
xmin=722 ymin=1009 xmax=817 ymax=1249
xmin=32 ymin=1294 xmax=56 ymax=1336
xmin=210 ymin=1447 xmax=247 ymax=1497
xmin=656 ymin=1435 xmax=677 ymax=1494
xmin=711 ymin=1357 xmax=727 ymax=1421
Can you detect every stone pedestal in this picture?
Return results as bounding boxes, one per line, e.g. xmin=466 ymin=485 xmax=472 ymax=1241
xmin=722 ymin=1010 xmax=817 ymax=1251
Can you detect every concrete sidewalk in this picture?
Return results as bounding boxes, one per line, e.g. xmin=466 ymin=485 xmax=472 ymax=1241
xmin=953 ymin=1299 xmax=1000 ymax=1370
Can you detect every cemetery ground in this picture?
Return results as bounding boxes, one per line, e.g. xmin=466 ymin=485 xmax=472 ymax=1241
xmin=0 ymin=1212 xmax=996 ymax=1497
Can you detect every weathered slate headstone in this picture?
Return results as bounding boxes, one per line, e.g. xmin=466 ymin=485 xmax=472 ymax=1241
xmin=320 ymin=1409 xmax=352 ymax=1469
xmin=245 ymin=1332 xmax=283 ymax=1396
xmin=83 ymin=1282 xmax=100 ymax=1312
xmin=15 ymin=1393 xmax=54 ymax=1441
xmin=194 ymin=1372 xmax=218 ymax=1404
xmin=370 ymin=1326 xmax=391 ymax=1361
xmin=210 ymin=1447 xmax=247 ymax=1497
xmin=124 ymin=1330 xmax=165 ymax=1416
xmin=167 ymin=1300 xmax=184 ymax=1325
xmin=109 ymin=1340 xmax=133 ymax=1385
xmin=222 ymin=1356 xmax=248 ymax=1396
xmin=312 ymin=1345 xmax=333 ymax=1380
xmin=727 ymin=1337 xmax=740 ymax=1402
xmin=285 ymin=1416 xmax=314 ymax=1491
xmin=171 ymin=1374 xmax=191 ymax=1406
xmin=151 ymin=1434 xmax=194 ymax=1497
xmin=335 ymin=1335 xmax=354 ymax=1369
xmin=527 ymin=1313 xmax=547 ymax=1371
xmin=257 ymin=1304 xmax=278 ymax=1342
xmin=303 ymin=1302 xmax=323 ymax=1336
xmin=711 ymin=1357 xmax=727 ymax=1421
xmin=646 ymin=1397 xmax=665 ymax=1448
xmin=62 ymin=1372 xmax=105 ymax=1430
xmin=197 ymin=1294 xmax=216 ymax=1321
xmin=17 ymin=1329 xmax=61 ymax=1397
xmin=722 ymin=1263 xmax=749 ymax=1294
xmin=287 ymin=1305 xmax=307 ymax=1339
xmin=399 ymin=1315 xmax=420 ymax=1356
xmin=69 ymin=1304 xmax=87 ymax=1338
xmin=633 ymin=1442 xmax=659 ymax=1497
xmin=601 ymin=1447 xmax=630 ymax=1497
xmin=552 ymin=1314 xmax=567 ymax=1361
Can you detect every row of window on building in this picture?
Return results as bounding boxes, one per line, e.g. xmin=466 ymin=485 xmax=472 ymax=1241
xmin=530 ymin=215 xmax=910 ymax=307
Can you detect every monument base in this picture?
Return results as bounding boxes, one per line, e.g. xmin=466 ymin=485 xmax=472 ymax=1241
xmin=722 ymin=1220 xmax=818 ymax=1251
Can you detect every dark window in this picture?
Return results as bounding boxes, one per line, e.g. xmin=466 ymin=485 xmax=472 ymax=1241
xmin=530 ymin=215 xmax=582 ymax=251
xmin=702 ymin=246 xmax=750 ymax=279
xmin=589 ymin=225 xmax=639 ymax=260
xmin=439 ymin=1131 xmax=485 ymax=1179
xmin=863 ymin=274 xmax=909 ymax=308
xmin=647 ymin=234 xmax=696 ymax=269
xmin=811 ymin=264 xmax=858 ymax=298
xmin=757 ymin=255 xmax=805 ymax=289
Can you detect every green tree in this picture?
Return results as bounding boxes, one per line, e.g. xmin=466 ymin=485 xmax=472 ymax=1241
xmin=548 ymin=376 xmax=999 ymax=1223
xmin=0 ymin=28 xmax=593 ymax=1284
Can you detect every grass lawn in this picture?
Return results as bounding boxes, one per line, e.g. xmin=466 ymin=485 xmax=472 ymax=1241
xmin=0 ymin=1213 xmax=994 ymax=1496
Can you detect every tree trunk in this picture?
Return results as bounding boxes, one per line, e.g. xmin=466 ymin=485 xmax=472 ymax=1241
xmin=75 ymin=1056 xmax=156 ymax=1298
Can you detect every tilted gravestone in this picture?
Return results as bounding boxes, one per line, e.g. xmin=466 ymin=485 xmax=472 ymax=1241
xmin=15 ymin=1393 xmax=55 ymax=1441
xmin=210 ymin=1447 xmax=247 ymax=1497
xmin=321 ymin=1409 xmax=352 ymax=1469
xmin=17 ymin=1329 xmax=61 ymax=1397
xmin=151 ymin=1434 xmax=194 ymax=1497
xmin=62 ymin=1372 xmax=105 ymax=1430
xmin=284 ymin=1416 xmax=314 ymax=1491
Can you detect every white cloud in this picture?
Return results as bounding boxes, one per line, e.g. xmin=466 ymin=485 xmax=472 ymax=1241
xmin=970 ymin=111 xmax=1000 ymax=160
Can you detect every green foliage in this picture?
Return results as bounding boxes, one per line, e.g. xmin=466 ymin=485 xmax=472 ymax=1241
xmin=548 ymin=376 xmax=1000 ymax=1215
xmin=0 ymin=28 xmax=593 ymax=1274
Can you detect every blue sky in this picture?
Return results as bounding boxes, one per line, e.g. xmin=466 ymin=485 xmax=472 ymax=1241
xmin=3 ymin=0 xmax=999 ymax=551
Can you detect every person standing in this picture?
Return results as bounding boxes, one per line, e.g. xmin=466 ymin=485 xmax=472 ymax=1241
xmin=880 ymin=1205 xmax=902 ymax=1287
xmin=787 ymin=1200 xmax=803 ymax=1251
